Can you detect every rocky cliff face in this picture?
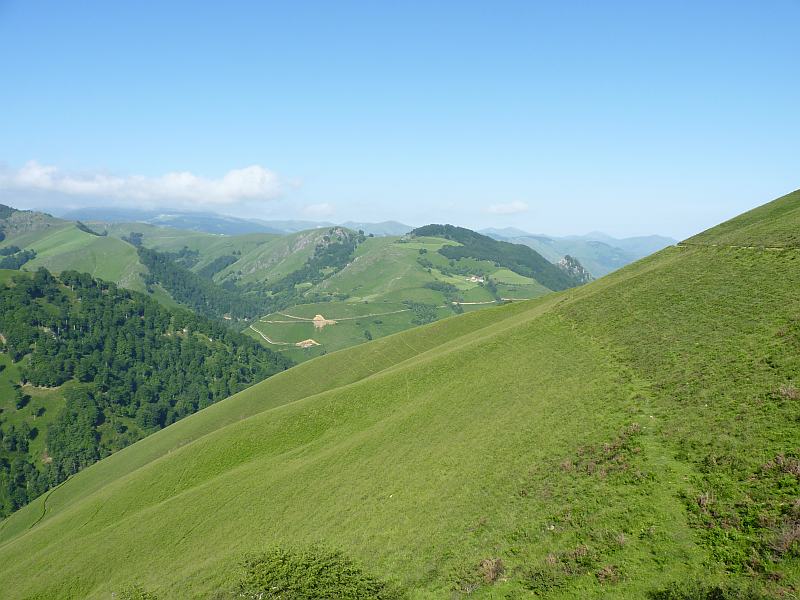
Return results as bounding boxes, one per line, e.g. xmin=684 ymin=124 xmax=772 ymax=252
xmin=557 ymin=255 xmax=594 ymax=284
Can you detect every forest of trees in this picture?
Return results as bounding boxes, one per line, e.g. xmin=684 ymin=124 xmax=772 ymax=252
xmin=0 ymin=268 xmax=293 ymax=517
xmin=137 ymin=246 xmax=265 ymax=320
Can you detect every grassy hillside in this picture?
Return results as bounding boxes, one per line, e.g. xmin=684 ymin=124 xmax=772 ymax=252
xmin=1 ymin=191 xmax=798 ymax=598
xmin=248 ymin=300 xmax=454 ymax=362
xmin=0 ymin=210 xmax=149 ymax=293
xmin=25 ymin=229 xmax=147 ymax=291
xmin=2 ymin=207 xmax=570 ymax=359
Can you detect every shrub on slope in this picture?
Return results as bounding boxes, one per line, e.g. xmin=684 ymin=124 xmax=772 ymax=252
xmin=236 ymin=547 xmax=405 ymax=599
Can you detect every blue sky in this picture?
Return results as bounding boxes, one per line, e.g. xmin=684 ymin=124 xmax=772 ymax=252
xmin=1 ymin=1 xmax=798 ymax=237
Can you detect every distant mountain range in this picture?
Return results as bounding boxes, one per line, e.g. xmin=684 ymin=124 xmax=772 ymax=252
xmin=58 ymin=208 xmax=413 ymax=237
xmin=56 ymin=208 xmax=674 ymax=275
xmin=480 ymin=228 xmax=676 ymax=277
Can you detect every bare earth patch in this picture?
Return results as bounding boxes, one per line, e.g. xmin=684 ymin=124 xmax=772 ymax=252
xmin=295 ymin=339 xmax=321 ymax=349
xmin=312 ymin=314 xmax=337 ymax=329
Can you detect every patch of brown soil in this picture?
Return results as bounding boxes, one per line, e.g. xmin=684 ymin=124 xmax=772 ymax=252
xmin=312 ymin=314 xmax=337 ymax=329
xmin=295 ymin=339 xmax=321 ymax=349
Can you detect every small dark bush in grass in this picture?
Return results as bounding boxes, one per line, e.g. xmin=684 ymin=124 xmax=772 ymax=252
xmin=15 ymin=391 xmax=30 ymax=410
xmin=647 ymin=582 xmax=771 ymax=600
xmin=236 ymin=546 xmax=405 ymax=599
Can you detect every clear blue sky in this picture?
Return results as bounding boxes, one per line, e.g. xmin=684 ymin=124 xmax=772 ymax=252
xmin=1 ymin=1 xmax=798 ymax=238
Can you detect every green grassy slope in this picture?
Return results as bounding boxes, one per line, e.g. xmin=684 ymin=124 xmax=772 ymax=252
xmin=0 ymin=215 xmax=149 ymax=292
xmin=685 ymin=188 xmax=800 ymax=247
xmin=24 ymin=228 xmax=147 ymax=291
xmin=1 ymin=192 xmax=799 ymax=598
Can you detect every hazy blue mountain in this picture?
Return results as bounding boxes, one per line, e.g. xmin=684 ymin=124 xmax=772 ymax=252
xmin=60 ymin=208 xmax=287 ymax=235
xmin=479 ymin=227 xmax=536 ymax=239
xmin=247 ymin=218 xmax=334 ymax=232
xmin=57 ymin=208 xmax=409 ymax=237
xmin=340 ymin=220 xmax=413 ymax=236
xmin=561 ymin=231 xmax=677 ymax=257
xmin=481 ymin=229 xmax=676 ymax=277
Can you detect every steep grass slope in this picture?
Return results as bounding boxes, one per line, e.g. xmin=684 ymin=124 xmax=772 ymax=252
xmin=24 ymin=229 xmax=147 ymax=291
xmin=1 ymin=193 xmax=799 ymax=598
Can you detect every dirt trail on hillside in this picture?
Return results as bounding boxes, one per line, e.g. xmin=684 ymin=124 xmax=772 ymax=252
xmin=678 ymin=242 xmax=800 ymax=250
xmin=248 ymin=325 xmax=291 ymax=345
xmin=274 ymin=308 xmax=411 ymax=322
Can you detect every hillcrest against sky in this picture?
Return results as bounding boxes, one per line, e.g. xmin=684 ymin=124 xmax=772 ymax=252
xmin=1 ymin=1 xmax=798 ymax=238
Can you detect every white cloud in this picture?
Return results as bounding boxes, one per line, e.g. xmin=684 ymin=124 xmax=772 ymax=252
xmin=485 ymin=201 xmax=529 ymax=215
xmin=0 ymin=161 xmax=284 ymax=207
xmin=302 ymin=202 xmax=335 ymax=218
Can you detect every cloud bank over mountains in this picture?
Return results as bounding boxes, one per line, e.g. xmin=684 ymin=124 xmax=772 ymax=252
xmin=0 ymin=161 xmax=285 ymax=210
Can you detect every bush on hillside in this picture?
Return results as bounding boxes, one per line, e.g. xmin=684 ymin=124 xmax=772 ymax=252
xmin=235 ymin=547 xmax=405 ymax=599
